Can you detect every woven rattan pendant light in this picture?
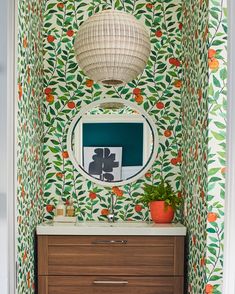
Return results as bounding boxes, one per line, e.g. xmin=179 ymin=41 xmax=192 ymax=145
xmin=74 ymin=10 xmax=151 ymax=86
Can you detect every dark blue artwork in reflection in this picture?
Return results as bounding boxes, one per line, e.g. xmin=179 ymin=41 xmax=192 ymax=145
xmin=88 ymin=148 xmax=119 ymax=181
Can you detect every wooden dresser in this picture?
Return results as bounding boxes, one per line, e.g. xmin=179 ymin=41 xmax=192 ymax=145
xmin=38 ymin=234 xmax=185 ymax=294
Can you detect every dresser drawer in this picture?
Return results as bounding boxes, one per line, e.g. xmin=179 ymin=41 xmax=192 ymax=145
xmin=38 ymin=276 xmax=184 ymax=294
xmin=38 ymin=236 xmax=184 ymax=276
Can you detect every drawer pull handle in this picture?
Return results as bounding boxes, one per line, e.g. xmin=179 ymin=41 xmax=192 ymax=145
xmin=93 ymin=280 xmax=128 ymax=285
xmin=92 ymin=240 xmax=128 ymax=244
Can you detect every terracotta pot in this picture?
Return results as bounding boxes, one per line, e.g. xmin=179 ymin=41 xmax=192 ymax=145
xmin=149 ymin=201 xmax=174 ymax=223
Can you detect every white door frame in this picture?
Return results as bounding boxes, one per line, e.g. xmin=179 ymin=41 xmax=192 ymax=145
xmin=7 ymin=0 xmax=17 ymax=293
xmin=223 ymin=0 xmax=235 ymax=292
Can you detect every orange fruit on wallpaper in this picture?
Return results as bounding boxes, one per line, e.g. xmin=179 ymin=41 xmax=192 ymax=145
xmin=164 ymin=129 xmax=172 ymax=137
xmin=112 ymin=186 xmax=124 ymax=197
xmin=208 ymin=57 xmax=219 ymax=70
xmin=205 ymin=284 xmax=214 ymax=293
xmin=177 ymin=156 xmax=182 ymax=164
xmin=101 ymin=208 xmax=109 ymax=216
xmin=46 ymin=94 xmax=54 ymax=103
xmin=47 ymin=35 xmax=55 ymax=43
xmin=198 ymin=215 xmax=201 ymax=224
xmin=170 ymin=158 xmax=178 ymax=165
xmin=23 ymin=37 xmax=28 ymax=48
xmin=89 ymin=192 xmax=97 ymax=200
xmin=203 ymin=152 xmax=207 ymax=161
xmin=146 ymin=3 xmax=153 ymax=9
xmin=62 ymin=151 xmax=69 ymax=158
xmin=21 ymin=186 xmax=25 ymax=198
xmin=46 ymin=204 xmax=54 ymax=213
xmin=198 ymin=88 xmax=202 ymax=104
xmin=18 ymin=83 xmax=23 ymax=100
xmin=38 ymin=104 xmax=41 ymax=118
xmin=23 ymin=250 xmax=27 ymax=262
xmin=145 ymin=172 xmax=152 ymax=178
xmin=57 ymin=2 xmax=64 ymax=9
xmin=207 ymin=212 xmax=217 ymax=222
xmin=194 ymin=142 xmax=198 ymax=160
xmin=203 ymin=26 xmax=209 ymax=42
xmin=86 ymin=79 xmax=94 ymax=87
xmin=56 ymin=172 xmax=64 ymax=178
xmin=65 ymin=199 xmax=70 ymax=205
xmin=208 ymin=48 xmax=216 ymax=59
xmin=67 ymin=30 xmax=74 ymax=37
xmin=155 ymin=30 xmax=162 ymax=38
xmin=221 ymin=167 xmax=226 ymax=174
xmin=192 ymin=235 xmax=196 ymax=245
xmin=67 ymin=101 xmax=75 ymax=109
xmin=200 ymin=189 xmax=205 ymax=202
xmin=135 ymin=94 xmax=143 ymax=104
xmin=177 ymin=149 xmax=182 ymax=162
xmin=133 ymin=88 xmax=141 ymax=95
xmin=18 ymin=175 xmax=22 ymax=184
xmin=18 ymin=216 xmax=22 ymax=224
xmin=156 ymin=101 xmax=164 ymax=109
xmin=169 ymin=58 xmax=181 ymax=67
xmin=27 ymin=273 xmax=31 ymax=288
xmin=44 ymin=87 xmax=52 ymax=95
xmin=200 ymin=256 xmax=206 ymax=267
xmin=178 ymin=23 xmax=183 ymax=30
xmin=174 ymin=80 xmax=182 ymax=88
xmin=135 ymin=204 xmax=143 ymax=212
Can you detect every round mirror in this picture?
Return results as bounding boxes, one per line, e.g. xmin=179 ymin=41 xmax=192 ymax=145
xmin=67 ymin=98 xmax=158 ymax=187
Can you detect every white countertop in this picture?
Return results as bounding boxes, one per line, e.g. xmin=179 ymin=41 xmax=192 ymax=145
xmin=36 ymin=221 xmax=186 ymax=236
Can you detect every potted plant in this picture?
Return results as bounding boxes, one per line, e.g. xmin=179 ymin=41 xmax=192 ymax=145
xmin=140 ymin=180 xmax=182 ymax=223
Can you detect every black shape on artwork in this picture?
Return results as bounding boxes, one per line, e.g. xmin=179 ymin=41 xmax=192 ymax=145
xmin=88 ymin=148 xmax=119 ymax=181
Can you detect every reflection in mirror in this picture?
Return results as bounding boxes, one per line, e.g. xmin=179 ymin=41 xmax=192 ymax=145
xmin=67 ymin=99 xmax=158 ymax=186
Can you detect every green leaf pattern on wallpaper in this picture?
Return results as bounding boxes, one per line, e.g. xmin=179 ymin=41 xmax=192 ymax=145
xmin=17 ymin=0 xmax=45 ymax=293
xmin=43 ymin=0 xmax=183 ymax=222
xmin=181 ymin=0 xmax=209 ymax=292
xmin=206 ymin=0 xmax=227 ymax=293
xmin=181 ymin=0 xmax=227 ymax=293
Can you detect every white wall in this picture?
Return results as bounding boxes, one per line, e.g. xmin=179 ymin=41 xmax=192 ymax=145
xmin=0 ymin=0 xmax=9 ymax=291
xmin=0 ymin=0 xmax=16 ymax=293
xmin=223 ymin=0 xmax=235 ymax=292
